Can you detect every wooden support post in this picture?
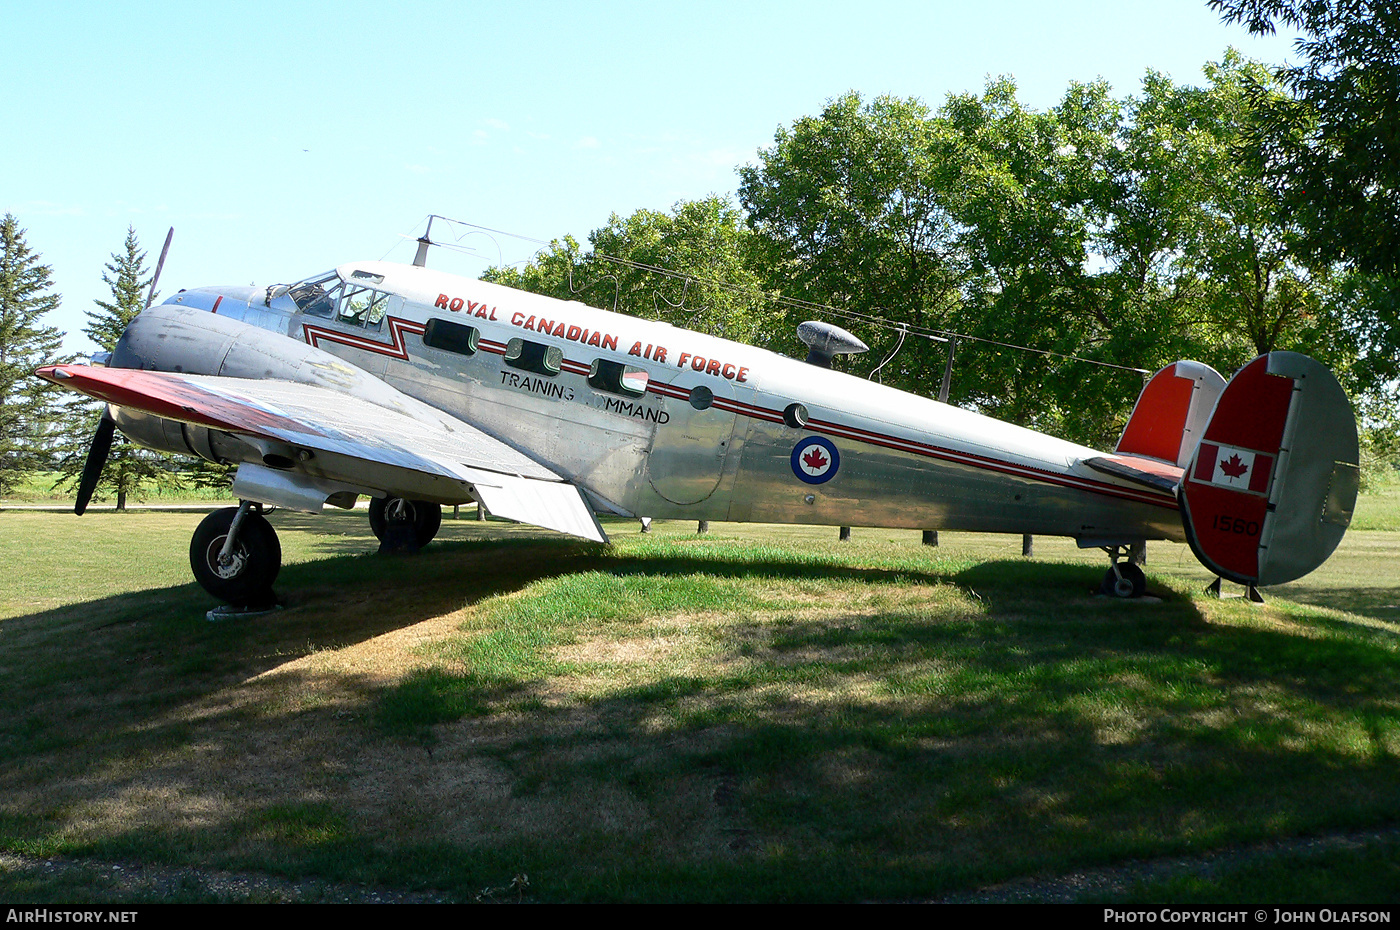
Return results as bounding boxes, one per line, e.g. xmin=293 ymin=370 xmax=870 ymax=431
xmin=697 ymin=520 xmax=709 ymax=535
xmin=839 ymin=526 xmax=851 ymax=542
xmin=922 ymin=530 xmax=938 ymax=546
xmin=939 ymin=336 xmax=957 ymax=404
xmin=1022 ymin=534 xmax=1034 ymax=557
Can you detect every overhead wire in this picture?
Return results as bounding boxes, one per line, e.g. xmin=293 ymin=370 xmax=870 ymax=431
xmin=416 ymin=214 xmax=1152 ymax=377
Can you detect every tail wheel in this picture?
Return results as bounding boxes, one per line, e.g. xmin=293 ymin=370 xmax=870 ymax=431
xmin=1100 ymin=562 xmax=1147 ymax=599
xmin=190 ymin=507 xmax=281 ymax=607
xmin=369 ymin=497 xmax=442 ymax=549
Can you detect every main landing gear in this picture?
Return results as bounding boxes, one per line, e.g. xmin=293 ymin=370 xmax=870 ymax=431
xmin=188 ymin=496 xmax=447 ymax=608
xmin=190 ymin=502 xmax=281 ymax=609
xmin=1098 ymin=543 xmax=1147 ymax=599
xmin=368 ymin=496 xmax=443 ymax=554
xmin=189 ymin=496 xmax=447 ymax=608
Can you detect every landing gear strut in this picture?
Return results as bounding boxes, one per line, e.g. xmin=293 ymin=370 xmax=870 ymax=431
xmin=190 ymin=502 xmax=281 ymax=608
xmin=369 ymin=496 xmax=443 ymax=553
xmin=1098 ymin=543 xmax=1147 ymax=598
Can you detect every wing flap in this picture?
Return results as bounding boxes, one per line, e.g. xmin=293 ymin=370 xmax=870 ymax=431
xmin=461 ymin=467 xmax=606 ymax=542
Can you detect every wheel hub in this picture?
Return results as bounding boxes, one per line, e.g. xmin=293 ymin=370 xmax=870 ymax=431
xmin=211 ymin=537 xmax=248 ymax=579
xmin=384 ymin=498 xmax=415 ymax=523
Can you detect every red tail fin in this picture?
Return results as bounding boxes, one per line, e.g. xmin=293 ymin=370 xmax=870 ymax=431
xmin=1179 ymin=352 xmax=1358 ymax=586
xmin=1116 ymin=361 xmax=1225 ymax=468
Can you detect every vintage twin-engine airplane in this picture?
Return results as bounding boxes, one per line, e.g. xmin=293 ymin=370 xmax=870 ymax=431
xmin=37 ymin=244 xmax=1360 ymax=608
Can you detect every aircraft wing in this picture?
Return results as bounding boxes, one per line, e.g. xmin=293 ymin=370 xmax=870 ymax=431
xmin=37 ymin=364 xmax=607 ymax=543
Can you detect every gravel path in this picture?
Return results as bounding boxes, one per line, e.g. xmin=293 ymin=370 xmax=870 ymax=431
xmin=5 ymin=826 xmax=1397 ymax=904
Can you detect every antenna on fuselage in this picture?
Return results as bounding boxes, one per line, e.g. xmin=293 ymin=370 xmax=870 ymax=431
xmin=797 ymin=320 xmax=868 ymax=368
xmin=413 ymin=216 xmax=436 ymax=267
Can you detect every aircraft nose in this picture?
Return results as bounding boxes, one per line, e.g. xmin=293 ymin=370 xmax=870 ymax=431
xmin=159 ymin=285 xmax=261 ymax=314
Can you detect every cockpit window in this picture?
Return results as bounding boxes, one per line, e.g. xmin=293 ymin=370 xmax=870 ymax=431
xmin=336 ymin=284 xmax=391 ymax=331
xmin=288 ymin=272 xmax=341 ymax=318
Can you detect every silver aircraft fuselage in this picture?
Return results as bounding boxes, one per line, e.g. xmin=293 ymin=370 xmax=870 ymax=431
xmin=130 ymin=259 xmax=1179 ymax=546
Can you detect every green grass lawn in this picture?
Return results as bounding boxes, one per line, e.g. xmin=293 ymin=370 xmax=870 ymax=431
xmin=0 ymin=470 xmax=231 ymax=506
xmin=1 ymin=503 xmax=1398 ymax=903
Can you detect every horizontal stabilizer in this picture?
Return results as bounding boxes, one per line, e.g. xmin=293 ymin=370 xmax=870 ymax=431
xmin=1083 ymin=454 xmax=1183 ymax=493
xmin=1178 ymin=352 xmax=1358 ymax=586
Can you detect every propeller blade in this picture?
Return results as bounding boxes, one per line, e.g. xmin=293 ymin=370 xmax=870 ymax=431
xmin=143 ymin=227 xmax=173 ymax=312
xmin=74 ymin=412 xmax=117 ymax=516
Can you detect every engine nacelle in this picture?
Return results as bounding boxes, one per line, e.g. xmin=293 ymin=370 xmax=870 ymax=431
xmin=109 ymin=407 xmax=253 ymax=466
xmin=111 ymin=304 xmax=416 ymax=411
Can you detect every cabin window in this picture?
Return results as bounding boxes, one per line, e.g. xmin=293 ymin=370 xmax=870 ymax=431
xmin=336 ymin=284 xmax=391 ymax=331
xmin=504 ymin=338 xmax=563 ymax=376
xmin=588 ymin=359 xmax=649 ymax=397
xmin=783 ymin=403 xmax=809 ymax=428
xmin=423 ymin=318 xmax=479 ymax=356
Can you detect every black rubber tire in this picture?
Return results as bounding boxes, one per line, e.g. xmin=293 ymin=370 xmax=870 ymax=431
xmin=190 ymin=507 xmax=281 ymax=607
xmin=369 ymin=497 xmax=442 ymax=549
xmin=1101 ymin=562 xmax=1147 ymax=598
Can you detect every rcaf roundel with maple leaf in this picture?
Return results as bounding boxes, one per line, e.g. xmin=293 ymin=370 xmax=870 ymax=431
xmin=791 ymin=437 xmax=840 ymax=484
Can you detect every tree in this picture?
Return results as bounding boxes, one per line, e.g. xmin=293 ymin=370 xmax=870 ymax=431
xmin=1123 ymin=56 xmax=1355 ymax=366
xmin=0 ymin=214 xmax=66 ymax=496
xmin=485 ymin=197 xmax=773 ymax=344
xmin=1210 ymin=1 xmax=1400 ymax=403
xmin=736 ymin=66 xmax=1362 ymax=446
xmin=87 ymin=226 xmax=152 ymax=351
xmin=739 ymin=92 xmax=966 ymax=384
xmin=56 ymin=227 xmax=183 ymax=510
xmin=739 ymin=85 xmax=1143 ymax=440
xmin=936 ymin=78 xmax=1126 ymax=435
xmin=1210 ymin=0 xmax=1400 ymax=277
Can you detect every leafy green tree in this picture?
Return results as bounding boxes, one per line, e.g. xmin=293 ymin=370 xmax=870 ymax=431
xmin=739 ymin=92 xmax=965 ymax=382
xmin=937 ymin=78 xmax=1127 ymax=434
xmin=0 ymin=214 xmax=67 ymax=495
xmin=1211 ymin=1 xmax=1400 ymax=402
xmin=1211 ymin=0 xmax=1400 ymax=277
xmin=739 ymin=85 xmax=1143 ymax=440
xmin=1115 ymin=56 xmax=1354 ymax=370
xmin=586 ymin=198 xmax=771 ymax=344
xmin=486 ymin=197 xmax=772 ymax=344
xmin=737 ymin=65 xmax=1360 ymax=446
xmin=483 ymin=234 xmax=590 ymax=304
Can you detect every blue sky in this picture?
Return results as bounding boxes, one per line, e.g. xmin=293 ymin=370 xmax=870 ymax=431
xmin=4 ymin=0 xmax=1300 ymax=354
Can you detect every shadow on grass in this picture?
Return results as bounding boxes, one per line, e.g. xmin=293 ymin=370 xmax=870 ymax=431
xmin=5 ymin=530 xmax=1400 ymax=901
xmin=1265 ymin=584 xmax=1400 ymax=623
